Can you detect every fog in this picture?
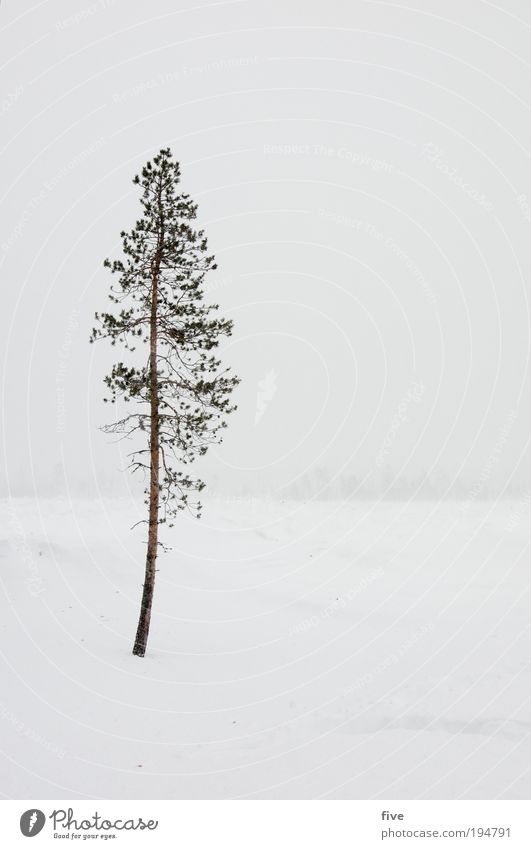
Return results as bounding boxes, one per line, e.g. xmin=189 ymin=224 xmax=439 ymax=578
xmin=2 ymin=0 xmax=531 ymax=501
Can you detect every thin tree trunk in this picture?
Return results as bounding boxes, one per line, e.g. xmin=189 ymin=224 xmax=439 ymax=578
xmin=132 ymin=194 xmax=164 ymax=657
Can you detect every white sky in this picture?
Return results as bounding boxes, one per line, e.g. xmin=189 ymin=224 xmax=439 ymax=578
xmin=2 ymin=0 xmax=531 ymax=498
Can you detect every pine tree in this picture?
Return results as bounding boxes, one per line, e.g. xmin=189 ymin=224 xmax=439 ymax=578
xmin=90 ymin=148 xmax=239 ymax=657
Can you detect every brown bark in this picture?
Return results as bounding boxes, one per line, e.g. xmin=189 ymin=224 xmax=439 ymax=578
xmin=132 ymin=185 xmax=164 ymax=657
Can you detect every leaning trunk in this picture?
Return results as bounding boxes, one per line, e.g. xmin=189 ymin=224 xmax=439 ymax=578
xmin=132 ymin=220 xmax=163 ymax=657
xmin=131 ymin=415 xmax=159 ymax=656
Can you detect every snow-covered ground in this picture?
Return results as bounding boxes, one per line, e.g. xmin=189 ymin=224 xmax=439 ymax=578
xmin=0 ymin=496 xmax=529 ymax=799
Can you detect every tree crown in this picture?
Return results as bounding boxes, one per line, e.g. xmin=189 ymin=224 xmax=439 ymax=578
xmin=91 ymin=148 xmax=239 ymax=525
